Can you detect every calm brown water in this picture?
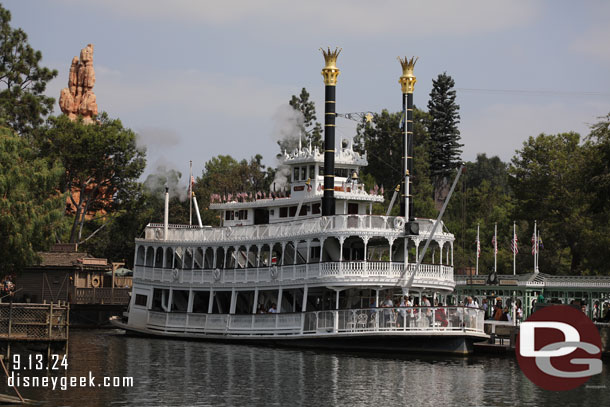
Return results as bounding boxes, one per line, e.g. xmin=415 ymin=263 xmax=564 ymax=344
xmin=1 ymin=329 xmax=609 ymax=406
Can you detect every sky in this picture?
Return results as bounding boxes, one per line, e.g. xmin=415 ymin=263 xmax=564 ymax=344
xmin=5 ymin=0 xmax=610 ymax=181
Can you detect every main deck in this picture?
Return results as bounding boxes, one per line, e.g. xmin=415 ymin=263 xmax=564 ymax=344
xmin=115 ymin=306 xmax=487 ymax=354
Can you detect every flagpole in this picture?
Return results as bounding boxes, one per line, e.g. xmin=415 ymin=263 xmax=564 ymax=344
xmin=513 ymin=221 xmax=516 ymax=276
xmin=189 ymin=160 xmax=193 ymax=226
xmin=476 ymin=223 xmax=479 ymax=276
xmin=494 ymin=222 xmax=497 ymax=272
xmin=533 ymin=220 xmax=537 ymax=273
xmin=537 ymin=230 xmax=541 ymax=273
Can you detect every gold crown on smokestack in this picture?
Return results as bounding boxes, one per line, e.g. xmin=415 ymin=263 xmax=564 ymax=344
xmin=320 ymin=47 xmax=341 ymax=86
xmin=398 ymin=56 xmax=418 ymax=94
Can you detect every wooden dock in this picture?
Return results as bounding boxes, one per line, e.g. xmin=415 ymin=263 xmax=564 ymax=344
xmin=0 ymin=301 xmax=69 ymax=359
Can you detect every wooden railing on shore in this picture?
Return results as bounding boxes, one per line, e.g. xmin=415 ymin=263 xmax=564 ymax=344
xmin=0 ymin=302 xmax=69 ymax=342
xmin=72 ymin=288 xmax=131 ymax=305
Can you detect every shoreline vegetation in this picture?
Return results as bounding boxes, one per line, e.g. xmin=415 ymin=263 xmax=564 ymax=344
xmin=0 ymin=4 xmax=609 ymax=279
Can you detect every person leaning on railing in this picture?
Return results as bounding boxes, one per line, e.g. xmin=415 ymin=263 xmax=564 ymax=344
xmin=434 ymin=302 xmax=449 ymax=327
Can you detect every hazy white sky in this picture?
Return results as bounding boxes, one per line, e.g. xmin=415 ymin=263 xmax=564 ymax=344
xmin=5 ymin=0 xmax=610 ymax=179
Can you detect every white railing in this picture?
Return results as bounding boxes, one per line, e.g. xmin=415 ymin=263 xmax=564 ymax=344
xmin=143 ymin=215 xmax=449 ymax=243
xmin=145 ymin=307 xmax=485 ymax=336
xmin=134 ymin=262 xmax=455 ymax=288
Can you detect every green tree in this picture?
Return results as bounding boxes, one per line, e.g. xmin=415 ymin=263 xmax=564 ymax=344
xmin=41 ymin=113 xmax=146 ymax=243
xmin=279 ymin=88 xmax=323 ymax=152
xmin=353 ymin=108 xmax=435 ymax=217
xmin=0 ymin=127 xmax=66 ymax=273
xmin=427 ymin=73 xmax=463 ymax=208
xmin=194 ymin=154 xmax=274 ymax=226
xmin=0 ymin=5 xmax=57 ymax=136
xmin=509 ymin=132 xmax=590 ymax=274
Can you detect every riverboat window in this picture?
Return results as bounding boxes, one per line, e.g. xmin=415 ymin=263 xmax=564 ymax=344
xmin=348 ymin=203 xmax=359 ymax=215
xmin=289 ymin=206 xmax=297 ymax=217
xmin=225 ymin=211 xmax=234 ymax=221
xmin=293 ymin=167 xmax=299 ymax=181
xmin=335 ymin=168 xmax=349 ymax=178
xmin=212 ymin=291 xmax=232 ymax=314
xmin=192 ymin=291 xmax=210 ymax=313
xmin=312 ymin=203 xmax=320 ymax=214
xmin=299 ymin=205 xmax=308 ymax=216
xmin=310 ymin=246 xmax=321 ymax=259
xmin=309 ymin=165 xmax=315 ymax=179
xmin=238 ymin=210 xmax=248 ymax=220
xmin=151 ymin=288 xmax=169 ymax=311
xmin=319 ymin=166 xmax=324 ymax=176
xmin=135 ymin=294 xmax=147 ymax=307
xmin=279 ymin=207 xmax=288 ymax=218
xmin=171 ymin=290 xmax=189 ymax=312
xmin=301 ymin=167 xmax=306 ymax=180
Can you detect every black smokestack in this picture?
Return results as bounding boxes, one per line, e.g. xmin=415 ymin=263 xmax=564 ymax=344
xmin=320 ymin=47 xmax=341 ymax=216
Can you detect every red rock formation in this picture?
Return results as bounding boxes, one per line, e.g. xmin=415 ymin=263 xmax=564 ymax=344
xmin=59 ymin=44 xmax=98 ymax=123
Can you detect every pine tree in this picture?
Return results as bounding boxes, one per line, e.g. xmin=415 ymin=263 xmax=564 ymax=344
xmin=278 ymin=88 xmax=323 ymax=152
xmin=0 ymin=5 xmax=57 ymax=136
xmin=0 ymin=127 xmax=66 ymax=274
xmin=427 ymin=73 xmax=463 ymax=208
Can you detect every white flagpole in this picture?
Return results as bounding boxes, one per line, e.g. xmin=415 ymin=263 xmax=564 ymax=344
xmin=189 ymin=160 xmax=193 ymax=226
xmin=494 ymin=222 xmax=497 ymax=272
xmin=476 ymin=223 xmax=480 ymax=276
xmin=537 ymin=230 xmax=541 ymax=273
xmin=533 ymin=220 xmax=537 ymax=273
xmin=513 ymin=221 xmax=516 ymax=276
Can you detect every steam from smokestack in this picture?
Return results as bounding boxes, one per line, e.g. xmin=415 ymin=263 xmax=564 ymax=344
xmin=270 ymin=104 xmax=305 ymax=191
xmin=143 ymin=163 xmax=189 ymax=202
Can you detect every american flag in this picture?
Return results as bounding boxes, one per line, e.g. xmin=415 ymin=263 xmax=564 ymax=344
xmin=531 ymin=232 xmax=537 ymax=255
xmin=511 ymin=232 xmax=518 ymax=254
xmin=491 ymin=236 xmax=498 ymax=254
xmin=476 ymin=238 xmax=481 ymax=258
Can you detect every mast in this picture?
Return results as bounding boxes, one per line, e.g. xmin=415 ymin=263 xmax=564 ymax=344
xmin=476 ymin=223 xmax=480 ymax=276
xmin=398 ymin=56 xmax=418 ymax=223
xmin=320 ymin=47 xmax=341 ymax=217
xmin=494 ymin=222 xmax=498 ymax=272
xmin=513 ymin=221 xmax=516 ymax=276
xmin=189 ymin=160 xmax=193 ymax=226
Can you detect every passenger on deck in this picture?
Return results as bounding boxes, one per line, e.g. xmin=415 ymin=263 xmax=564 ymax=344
xmin=422 ymin=295 xmax=432 ymax=326
xmin=493 ymin=297 xmax=504 ymax=321
xmin=268 ymin=303 xmax=277 ymax=313
xmin=435 ymin=302 xmax=449 ymax=327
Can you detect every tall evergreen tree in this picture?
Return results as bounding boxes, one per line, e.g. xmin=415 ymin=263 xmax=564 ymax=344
xmin=0 ymin=127 xmax=66 ymax=274
xmin=0 ymin=5 xmax=57 ymax=136
xmin=427 ymin=73 xmax=463 ymax=208
xmin=278 ymin=88 xmax=323 ymax=152
xmin=41 ymin=113 xmax=146 ymax=243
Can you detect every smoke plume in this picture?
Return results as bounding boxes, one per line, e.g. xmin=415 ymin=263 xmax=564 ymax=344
xmin=143 ymin=161 xmax=189 ymax=202
xmin=270 ymin=104 xmax=304 ymax=190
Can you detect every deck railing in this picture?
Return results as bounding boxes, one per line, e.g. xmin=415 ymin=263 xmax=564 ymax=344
xmin=134 ymin=262 xmax=455 ymax=288
xmin=143 ymin=215 xmax=448 ymax=243
xmin=0 ymin=302 xmax=69 ymax=341
xmin=72 ymin=287 xmax=131 ymax=305
xmin=146 ymin=306 xmax=485 ymax=336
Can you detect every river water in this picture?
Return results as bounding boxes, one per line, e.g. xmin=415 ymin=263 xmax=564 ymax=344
xmin=1 ymin=329 xmax=609 ymax=406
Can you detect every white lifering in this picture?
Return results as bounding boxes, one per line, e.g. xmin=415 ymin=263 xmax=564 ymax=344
xmin=213 ymin=268 xmax=221 ymax=281
xmin=270 ymin=265 xmax=279 ymax=280
xmin=91 ymin=276 xmax=100 ymax=288
xmin=172 ymin=268 xmax=179 ymax=281
xmin=225 ymin=227 xmax=232 ymax=238
xmin=393 ymin=217 xmax=405 ymax=229
xmin=154 ymin=229 xmax=163 ymax=239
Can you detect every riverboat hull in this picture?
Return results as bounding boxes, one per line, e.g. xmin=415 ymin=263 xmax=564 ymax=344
xmin=111 ymin=318 xmax=487 ymax=355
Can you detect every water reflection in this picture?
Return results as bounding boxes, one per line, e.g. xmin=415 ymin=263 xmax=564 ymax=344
xmin=0 ymin=330 xmax=608 ymax=406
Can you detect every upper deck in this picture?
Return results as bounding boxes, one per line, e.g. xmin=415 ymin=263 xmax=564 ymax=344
xmin=141 ymin=215 xmax=454 ymax=246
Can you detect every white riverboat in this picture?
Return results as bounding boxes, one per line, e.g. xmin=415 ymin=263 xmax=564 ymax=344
xmin=113 ymin=50 xmax=487 ymax=354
